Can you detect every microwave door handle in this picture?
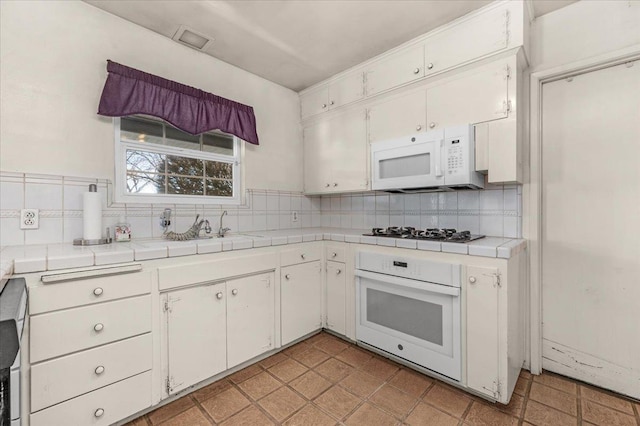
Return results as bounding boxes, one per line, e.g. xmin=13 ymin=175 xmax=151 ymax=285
xmin=435 ymin=139 xmax=444 ymax=177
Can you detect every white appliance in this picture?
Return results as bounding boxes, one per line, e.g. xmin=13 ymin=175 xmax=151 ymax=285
xmin=371 ymin=124 xmax=484 ymax=192
xmin=355 ymin=251 xmax=462 ymax=381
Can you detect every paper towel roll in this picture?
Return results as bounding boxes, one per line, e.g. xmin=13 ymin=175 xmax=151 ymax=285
xmin=83 ymin=187 xmax=102 ymax=240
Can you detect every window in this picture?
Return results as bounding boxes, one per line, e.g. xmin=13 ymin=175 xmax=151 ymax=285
xmin=114 ymin=116 xmax=242 ymax=204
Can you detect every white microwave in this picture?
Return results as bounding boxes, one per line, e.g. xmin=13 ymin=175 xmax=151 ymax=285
xmin=371 ymin=124 xmax=484 ymax=192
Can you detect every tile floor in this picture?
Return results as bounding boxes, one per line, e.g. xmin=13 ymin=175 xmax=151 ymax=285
xmin=127 ymin=332 xmax=640 ymax=425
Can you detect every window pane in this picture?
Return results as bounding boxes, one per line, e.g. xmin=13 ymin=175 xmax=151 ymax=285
xmin=121 ymin=117 xmax=163 ymax=144
xmin=203 ymin=132 xmax=234 ymax=156
xmin=206 ymin=179 xmax=233 ymax=197
xmin=166 ymin=156 xmax=203 ymax=176
xmin=167 ymin=176 xmax=204 ymax=195
xmin=126 ymin=150 xmax=165 ymax=173
xmin=126 ymin=172 xmax=165 ymax=194
xmin=205 ymin=161 xmax=233 ymax=179
xmin=165 ymin=126 xmax=201 ymax=150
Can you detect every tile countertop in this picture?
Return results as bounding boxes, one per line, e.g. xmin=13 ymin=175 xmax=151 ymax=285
xmin=0 ymin=228 xmax=526 ymax=282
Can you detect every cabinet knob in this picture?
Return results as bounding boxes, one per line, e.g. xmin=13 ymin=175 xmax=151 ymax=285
xmin=93 ymin=287 xmax=103 ymax=296
xmin=331 ymin=252 xmax=337 ymax=258
xmin=231 ymin=289 xmax=238 ymax=296
xmin=469 ymin=276 xmax=477 ymax=284
xmin=94 ymin=408 xmax=105 ymax=418
xmin=300 ymin=253 xmax=306 ymax=259
xmin=325 ymin=183 xmax=330 ymax=187
xmin=285 ymin=274 xmax=291 ymax=280
xmin=336 ymin=269 xmax=342 ymax=275
xmin=329 ymin=100 xmax=335 ymax=105
xmin=95 ymin=365 xmax=105 ymax=375
xmin=427 ymin=63 xmax=434 ymax=70
xmin=322 ymin=103 xmax=327 ymax=109
xmin=216 ymin=292 xmax=223 ymax=299
xmin=416 ymin=125 xmax=422 ymax=131
xmin=94 ymin=323 xmax=104 ymax=332
xmin=429 ymin=122 xmax=436 ymax=129
xmin=413 ymin=67 xmax=420 ymax=74
xmin=333 ymin=183 xmax=338 ymax=187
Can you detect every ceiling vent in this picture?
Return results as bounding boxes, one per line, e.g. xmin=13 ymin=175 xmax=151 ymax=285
xmin=172 ymin=25 xmax=213 ymax=51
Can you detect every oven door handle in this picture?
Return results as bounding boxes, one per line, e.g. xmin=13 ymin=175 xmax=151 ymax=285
xmin=355 ymin=270 xmax=460 ymax=297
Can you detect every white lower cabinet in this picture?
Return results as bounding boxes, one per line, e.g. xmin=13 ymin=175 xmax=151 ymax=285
xmin=281 ymin=261 xmax=323 ymax=345
xmin=30 ymin=371 xmax=151 ymax=426
xmin=164 ymin=272 xmax=275 ymax=395
xmin=165 ymin=283 xmax=227 ymax=395
xmin=325 ymin=261 xmax=346 ymax=336
xmin=226 ymin=273 xmax=275 ymax=368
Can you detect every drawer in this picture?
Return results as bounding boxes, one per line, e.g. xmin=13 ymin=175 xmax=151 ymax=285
xmin=31 ymin=334 xmax=152 ymax=412
xmin=325 ymin=245 xmax=347 ymax=263
xmin=30 ymin=269 xmax=151 ymax=315
xmin=280 ymin=243 xmax=322 ymax=267
xmin=30 ymin=295 xmax=151 ymax=363
xmin=30 ymin=371 xmax=151 ymax=426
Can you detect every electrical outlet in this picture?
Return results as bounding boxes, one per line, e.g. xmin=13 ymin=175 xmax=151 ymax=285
xmin=20 ymin=209 xmax=39 ymax=230
xmin=291 ymin=211 xmax=299 ymax=223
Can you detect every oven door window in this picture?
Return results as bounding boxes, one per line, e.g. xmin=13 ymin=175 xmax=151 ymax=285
xmin=359 ymin=279 xmax=456 ymax=356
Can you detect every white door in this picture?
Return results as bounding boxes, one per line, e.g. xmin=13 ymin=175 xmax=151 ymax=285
xmin=166 ymin=283 xmax=226 ymax=395
xmin=226 ymin=272 xmax=275 ymax=368
xmin=426 ymin=60 xmax=509 ymax=130
xmin=300 ymin=87 xmax=329 ymax=119
xmin=329 ymin=72 xmax=364 ymax=109
xmin=366 ymin=44 xmax=425 ymax=96
xmin=329 ymin=109 xmax=368 ymax=192
xmin=303 ymin=120 xmax=332 ymax=193
xmin=281 ymin=261 xmax=322 ymax=345
xmin=368 ymin=89 xmax=427 ymax=144
xmin=326 ymin=261 xmax=346 ymax=336
xmin=541 ymin=60 xmax=640 ymax=398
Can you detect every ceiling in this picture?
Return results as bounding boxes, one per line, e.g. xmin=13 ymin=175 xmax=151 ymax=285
xmin=85 ymin=0 xmax=577 ymax=92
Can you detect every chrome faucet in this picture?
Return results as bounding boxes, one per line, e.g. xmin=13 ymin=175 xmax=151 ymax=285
xmin=218 ymin=210 xmax=230 ymax=237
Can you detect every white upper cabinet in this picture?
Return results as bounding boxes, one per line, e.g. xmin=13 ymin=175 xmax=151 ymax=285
xmin=424 ymin=7 xmax=509 ymax=76
xmin=365 ymin=44 xmax=424 ymax=96
xmin=426 ymin=60 xmax=510 ymax=130
xmin=368 ymin=89 xmax=427 ymax=144
xmin=301 ymin=72 xmax=364 ymax=119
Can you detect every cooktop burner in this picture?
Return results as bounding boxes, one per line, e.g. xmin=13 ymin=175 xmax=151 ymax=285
xmin=363 ymin=227 xmax=484 ymax=243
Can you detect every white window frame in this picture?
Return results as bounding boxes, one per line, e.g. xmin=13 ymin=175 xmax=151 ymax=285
xmin=113 ymin=117 xmax=243 ymax=205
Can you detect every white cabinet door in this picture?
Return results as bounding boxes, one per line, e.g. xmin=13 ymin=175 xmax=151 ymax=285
xmin=425 ymin=7 xmax=508 ymax=76
xmin=166 ymin=283 xmax=226 ymax=395
xmin=303 ymin=120 xmax=332 ymax=193
xmin=301 ymin=87 xmax=329 ymax=119
xmin=226 ymin=273 xmax=275 ymax=368
xmin=329 ymin=109 xmax=368 ymax=192
xmin=325 ymin=261 xmax=346 ymax=336
xmin=366 ymin=44 xmax=425 ymax=96
xmin=329 ymin=72 xmax=364 ymax=109
xmin=281 ymin=261 xmax=322 ymax=345
xmin=426 ymin=61 xmax=509 ymax=130
xmin=368 ymin=89 xmax=427 ymax=144
xmin=466 ymin=265 xmax=500 ymax=400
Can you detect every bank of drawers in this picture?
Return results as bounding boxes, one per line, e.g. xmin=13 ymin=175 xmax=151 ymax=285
xmin=29 ymin=268 xmax=152 ymax=424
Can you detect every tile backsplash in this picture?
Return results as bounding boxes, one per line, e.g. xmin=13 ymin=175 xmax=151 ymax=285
xmin=0 ymin=171 xmax=521 ymax=246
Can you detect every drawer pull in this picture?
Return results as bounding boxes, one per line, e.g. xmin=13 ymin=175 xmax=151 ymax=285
xmin=94 ymin=323 xmax=104 ymax=332
xmin=93 ymin=287 xmax=104 ymax=296
xmin=95 ymin=365 xmax=105 ymax=375
xmin=94 ymin=408 xmax=105 ymax=418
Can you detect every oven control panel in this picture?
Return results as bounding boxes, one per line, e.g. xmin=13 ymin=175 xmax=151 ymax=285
xmin=356 ymin=252 xmax=461 ymax=287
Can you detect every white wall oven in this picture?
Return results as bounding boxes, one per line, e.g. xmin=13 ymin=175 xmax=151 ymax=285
xmin=355 ymin=252 xmax=461 ymax=381
xmin=371 ymin=124 xmax=484 ymax=192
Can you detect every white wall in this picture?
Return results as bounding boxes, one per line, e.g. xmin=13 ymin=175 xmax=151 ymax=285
xmin=0 ymin=1 xmax=302 ymax=192
xmin=530 ymin=0 xmax=640 ymax=71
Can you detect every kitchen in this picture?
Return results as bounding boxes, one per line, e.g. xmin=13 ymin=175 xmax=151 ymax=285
xmin=0 ymin=1 xmax=638 ymax=425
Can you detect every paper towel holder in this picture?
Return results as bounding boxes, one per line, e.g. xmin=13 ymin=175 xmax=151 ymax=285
xmin=73 ymin=184 xmax=113 ymax=246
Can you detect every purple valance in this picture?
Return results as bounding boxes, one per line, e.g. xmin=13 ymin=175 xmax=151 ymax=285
xmin=98 ymin=60 xmax=259 ymax=145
